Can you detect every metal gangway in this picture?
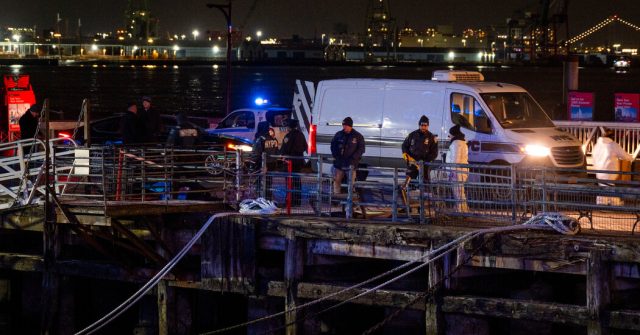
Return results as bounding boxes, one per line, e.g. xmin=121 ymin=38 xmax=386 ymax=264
xmin=0 ymin=138 xmax=79 ymax=210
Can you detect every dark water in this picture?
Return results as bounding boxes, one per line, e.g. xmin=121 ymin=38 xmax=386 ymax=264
xmin=3 ymin=64 xmax=638 ymax=121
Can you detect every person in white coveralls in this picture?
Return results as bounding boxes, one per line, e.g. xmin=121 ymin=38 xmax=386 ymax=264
xmin=445 ymin=125 xmax=469 ymax=212
xmin=592 ymin=128 xmax=633 ymax=206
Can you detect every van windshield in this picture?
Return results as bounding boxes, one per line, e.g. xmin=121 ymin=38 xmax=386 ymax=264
xmin=480 ymin=92 xmax=554 ymax=129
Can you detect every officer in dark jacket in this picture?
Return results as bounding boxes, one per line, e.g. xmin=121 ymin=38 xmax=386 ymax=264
xmin=252 ymin=121 xmax=280 ymax=198
xmin=19 ymin=105 xmax=40 ymax=139
xmin=330 ymin=117 xmax=365 ymax=194
xmin=119 ymin=102 xmax=142 ymax=144
xmin=280 ymin=119 xmax=307 ymax=172
xmin=401 ymin=115 xmax=438 ymax=183
xmin=280 ymin=119 xmax=307 ymax=205
xmin=252 ymin=121 xmax=279 ymax=171
xmin=140 ymin=96 xmax=163 ymax=142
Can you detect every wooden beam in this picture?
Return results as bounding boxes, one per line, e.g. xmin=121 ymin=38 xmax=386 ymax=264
xmin=426 ymin=243 xmax=443 ymax=335
xmin=158 ymin=280 xmax=169 ymax=335
xmin=442 ymin=295 xmax=591 ymax=325
xmin=442 ymin=295 xmax=640 ymax=331
xmin=284 ymin=230 xmax=304 ymax=335
xmin=267 ymin=281 xmax=425 ymax=311
xmin=307 ymin=239 xmax=429 ymax=261
xmin=469 ymin=255 xmax=587 ymax=275
xmin=587 ymin=250 xmax=612 ymax=335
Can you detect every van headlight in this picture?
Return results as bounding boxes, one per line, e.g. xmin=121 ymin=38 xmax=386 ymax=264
xmin=523 ymin=144 xmax=550 ymax=157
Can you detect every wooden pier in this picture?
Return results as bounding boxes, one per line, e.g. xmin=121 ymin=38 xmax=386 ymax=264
xmin=1 ymin=202 xmax=640 ymax=334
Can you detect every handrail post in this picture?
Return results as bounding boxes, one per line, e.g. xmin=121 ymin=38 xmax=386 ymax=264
xmin=260 ymin=152 xmax=267 ymax=199
xmin=392 ymin=168 xmax=398 ymax=222
xmin=235 ymin=149 xmax=241 ymax=205
xmin=222 ymin=146 xmax=228 ymax=205
xmin=346 ymin=166 xmax=353 ymax=220
xmin=316 ymin=156 xmax=322 ymax=217
xmin=419 ymin=161 xmax=425 ymax=224
xmin=101 ymin=147 xmax=108 ymax=211
xmin=141 ymin=147 xmax=146 ymax=202
xmin=511 ymin=164 xmax=517 ymax=223
xmin=542 ymin=167 xmax=547 ymax=213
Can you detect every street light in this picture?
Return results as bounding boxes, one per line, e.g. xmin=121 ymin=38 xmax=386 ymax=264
xmin=207 ymin=1 xmax=232 ymax=116
xmin=256 ymin=30 xmax=262 ymax=40
xmin=192 ymin=29 xmax=199 ymax=41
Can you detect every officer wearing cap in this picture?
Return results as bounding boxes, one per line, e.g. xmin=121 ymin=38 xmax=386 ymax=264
xmin=140 ymin=96 xmax=163 ymax=142
xmin=280 ymin=119 xmax=307 ymax=206
xmin=330 ymin=116 xmax=365 ymax=194
xmin=401 ymin=115 xmax=438 ymax=183
xmin=19 ymin=105 xmax=40 ymax=139
xmin=119 ymin=102 xmax=142 ymax=144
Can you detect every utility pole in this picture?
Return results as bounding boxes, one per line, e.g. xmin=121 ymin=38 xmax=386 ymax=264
xmin=207 ymin=1 xmax=233 ymax=116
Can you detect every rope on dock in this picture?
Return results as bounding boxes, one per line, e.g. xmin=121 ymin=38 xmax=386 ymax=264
xmin=74 ymin=212 xmax=236 ymax=335
xmin=203 ymin=213 xmax=581 ymax=335
xmin=75 ymin=197 xmax=283 ymax=334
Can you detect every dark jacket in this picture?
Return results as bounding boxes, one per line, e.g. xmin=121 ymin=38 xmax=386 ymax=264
xmin=140 ymin=107 xmax=162 ymax=141
xmin=402 ymin=129 xmax=438 ymax=163
xmin=19 ymin=111 xmax=39 ymax=139
xmin=119 ymin=111 xmax=142 ymax=144
xmin=252 ymin=123 xmax=280 ymax=169
xmin=280 ymin=128 xmax=307 ymax=172
xmin=330 ymin=129 xmax=366 ymax=169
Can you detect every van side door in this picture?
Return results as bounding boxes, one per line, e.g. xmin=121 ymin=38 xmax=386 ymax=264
xmin=382 ymin=87 xmax=444 ymax=166
xmin=315 ymin=86 xmax=383 ymax=166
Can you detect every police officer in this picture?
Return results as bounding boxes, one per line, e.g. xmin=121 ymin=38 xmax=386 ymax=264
xmin=280 ymin=119 xmax=307 ymax=206
xmin=401 ymin=115 xmax=438 ymax=184
xmin=19 ymin=105 xmax=40 ymax=139
xmin=252 ymin=121 xmax=280 ymax=198
xmin=252 ymin=121 xmax=280 ymax=171
xmin=330 ymin=117 xmax=365 ymax=194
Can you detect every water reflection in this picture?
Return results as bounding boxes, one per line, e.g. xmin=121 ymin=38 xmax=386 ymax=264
xmin=3 ymin=65 xmax=638 ymax=121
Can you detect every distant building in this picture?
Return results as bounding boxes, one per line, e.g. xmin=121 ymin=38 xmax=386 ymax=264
xmin=125 ymin=0 xmax=159 ymax=40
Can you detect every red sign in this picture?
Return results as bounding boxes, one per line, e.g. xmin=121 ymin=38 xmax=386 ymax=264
xmin=614 ymin=93 xmax=640 ymax=122
xmin=2 ymin=74 xmax=36 ymax=135
xmin=567 ymin=92 xmax=594 ymax=121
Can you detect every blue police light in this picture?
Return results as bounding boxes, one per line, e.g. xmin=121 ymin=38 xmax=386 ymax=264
xmin=254 ymin=97 xmax=269 ymax=106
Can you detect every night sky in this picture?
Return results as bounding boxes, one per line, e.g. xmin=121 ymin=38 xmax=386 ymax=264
xmin=2 ymin=0 xmax=639 ymax=39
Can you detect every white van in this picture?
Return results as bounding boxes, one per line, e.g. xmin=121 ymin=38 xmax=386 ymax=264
xmin=294 ymin=70 xmax=584 ymax=168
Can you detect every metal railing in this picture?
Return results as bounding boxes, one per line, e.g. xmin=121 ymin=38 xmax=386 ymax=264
xmin=0 ymin=138 xmax=78 ymax=209
xmin=554 ymin=121 xmax=640 ymax=162
xmin=45 ymin=144 xmax=640 ymax=234
xmin=53 ymin=145 xmax=231 ymax=203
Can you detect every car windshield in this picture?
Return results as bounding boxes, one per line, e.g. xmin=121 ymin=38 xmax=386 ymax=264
xmin=481 ymin=92 xmax=554 ymax=129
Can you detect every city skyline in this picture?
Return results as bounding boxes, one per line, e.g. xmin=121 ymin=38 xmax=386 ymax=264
xmin=2 ymin=0 xmax=639 ymax=38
